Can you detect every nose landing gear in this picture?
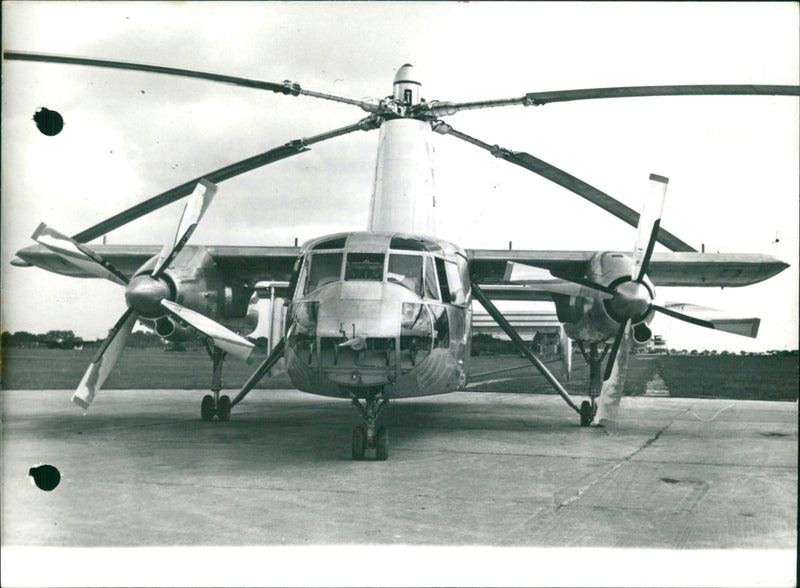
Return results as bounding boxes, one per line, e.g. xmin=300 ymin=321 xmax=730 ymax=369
xmin=351 ymin=394 xmax=389 ymax=460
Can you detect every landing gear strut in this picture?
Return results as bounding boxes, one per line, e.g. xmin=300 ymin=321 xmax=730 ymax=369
xmin=577 ymin=342 xmax=609 ymax=426
xmin=351 ymin=393 xmax=389 ymax=461
xmin=472 ymin=283 xmax=582 ymax=421
xmin=201 ymin=345 xmax=231 ymax=422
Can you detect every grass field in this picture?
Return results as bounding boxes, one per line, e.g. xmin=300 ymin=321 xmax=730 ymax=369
xmin=2 ymin=348 xmax=797 ymax=401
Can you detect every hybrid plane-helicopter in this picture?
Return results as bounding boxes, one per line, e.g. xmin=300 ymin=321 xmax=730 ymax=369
xmin=6 ymin=51 xmax=795 ymax=460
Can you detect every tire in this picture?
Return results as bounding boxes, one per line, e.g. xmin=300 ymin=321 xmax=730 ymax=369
xmin=352 ymin=426 xmax=367 ymax=461
xmin=218 ymin=395 xmax=231 ymax=422
xmin=580 ymin=400 xmax=593 ymax=427
xmin=201 ymin=395 xmax=215 ymax=422
xmin=375 ymin=426 xmax=389 ymax=461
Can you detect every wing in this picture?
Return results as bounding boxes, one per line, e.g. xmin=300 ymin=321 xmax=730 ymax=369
xmin=15 ymin=244 xmax=300 ymax=289
xmin=468 ymin=249 xmax=788 ymax=301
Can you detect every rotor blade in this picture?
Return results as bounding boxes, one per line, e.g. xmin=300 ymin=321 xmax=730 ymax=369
xmin=72 ymin=308 xmax=138 ymax=409
xmin=653 ymin=304 xmax=760 ymax=338
xmin=70 ymin=117 xmax=380 ymax=242
xmin=595 ymin=319 xmax=632 ymax=426
xmin=3 ymin=51 xmax=379 ymax=113
xmin=504 ymin=261 xmax=614 ymax=300
xmin=418 ymin=84 xmax=800 ymax=117
xmin=434 ymin=122 xmax=695 ymax=252
xmin=633 ymin=174 xmax=669 ymax=282
xmin=152 ymin=179 xmax=217 ymax=277
xmin=160 ymin=300 xmax=255 ymax=361
xmin=32 ymin=223 xmax=129 ymax=285
xmin=230 ymin=337 xmax=286 ymax=408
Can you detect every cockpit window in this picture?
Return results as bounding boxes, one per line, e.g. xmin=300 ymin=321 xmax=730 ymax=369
xmin=389 ymin=236 xmax=428 ymax=252
xmin=387 ymin=254 xmax=423 ymax=296
xmin=311 ymin=236 xmax=347 ymax=250
xmin=345 ymin=252 xmax=385 ymax=281
xmin=423 ymin=256 xmax=439 ymax=299
xmin=305 ymin=252 xmax=343 ymax=293
xmin=435 ymin=256 xmax=468 ymax=306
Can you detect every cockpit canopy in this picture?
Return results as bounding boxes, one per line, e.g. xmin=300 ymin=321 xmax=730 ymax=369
xmin=297 ymin=232 xmax=470 ymax=305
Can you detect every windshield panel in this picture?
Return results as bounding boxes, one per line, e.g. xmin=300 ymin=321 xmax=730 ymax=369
xmin=345 ymin=252 xmax=385 ymax=281
xmin=305 ymin=252 xmax=343 ymax=293
xmin=387 ymin=254 xmax=423 ymax=296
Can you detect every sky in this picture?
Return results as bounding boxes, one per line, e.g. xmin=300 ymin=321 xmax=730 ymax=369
xmin=2 ymin=1 xmax=798 ymax=352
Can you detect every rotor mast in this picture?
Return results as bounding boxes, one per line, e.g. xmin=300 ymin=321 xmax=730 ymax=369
xmin=368 ymin=64 xmax=437 ymax=237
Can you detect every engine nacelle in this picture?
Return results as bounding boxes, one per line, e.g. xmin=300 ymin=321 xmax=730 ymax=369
xmin=557 ymin=252 xmax=655 ymax=344
xmin=153 ymin=317 xmax=194 ymax=342
xmin=631 ymin=322 xmax=653 ymax=347
xmin=130 ymin=246 xmax=255 ymax=340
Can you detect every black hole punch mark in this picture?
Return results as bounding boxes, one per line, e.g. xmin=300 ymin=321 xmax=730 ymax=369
xmin=33 ymin=107 xmax=64 ymax=136
xmin=660 ymin=477 xmax=680 ymax=484
xmin=29 ymin=464 xmax=61 ymax=491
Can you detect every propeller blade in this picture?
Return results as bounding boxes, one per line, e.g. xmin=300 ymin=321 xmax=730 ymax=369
xmin=603 ymin=319 xmax=631 ymax=382
xmin=151 ymin=179 xmax=217 ymax=277
xmin=31 ymin=223 xmax=129 ymax=285
xmin=633 ymin=174 xmax=669 ymax=282
xmin=70 ymin=117 xmax=379 ymax=243
xmin=653 ymin=303 xmax=760 ymax=338
xmin=72 ymin=308 xmax=138 ymax=409
xmin=594 ymin=319 xmax=632 ymax=426
xmin=160 ymin=300 xmax=255 ymax=361
xmin=3 ymin=51 xmax=379 ymax=113
xmin=419 ymin=84 xmax=800 ymax=117
xmin=434 ymin=122 xmax=695 ymax=253
xmin=504 ymin=262 xmax=614 ymax=300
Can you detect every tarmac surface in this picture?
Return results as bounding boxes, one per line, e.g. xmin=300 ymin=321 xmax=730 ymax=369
xmin=2 ymin=388 xmax=797 ymax=586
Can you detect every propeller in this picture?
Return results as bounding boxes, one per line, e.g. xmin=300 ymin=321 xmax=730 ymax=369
xmin=504 ymin=262 xmax=614 ymax=300
xmin=505 ymin=173 xmax=762 ymax=425
xmin=33 ymin=180 xmax=255 ymax=409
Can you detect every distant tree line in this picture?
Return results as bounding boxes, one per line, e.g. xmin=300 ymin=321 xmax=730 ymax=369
xmin=1 ymin=330 xmax=168 ymax=349
xmin=2 ymin=330 xmax=797 ymax=357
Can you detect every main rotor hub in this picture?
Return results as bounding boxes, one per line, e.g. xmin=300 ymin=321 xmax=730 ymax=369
xmin=125 ymin=274 xmax=171 ymax=318
xmin=608 ymin=280 xmax=652 ymax=322
xmin=393 ymin=63 xmax=421 ymax=106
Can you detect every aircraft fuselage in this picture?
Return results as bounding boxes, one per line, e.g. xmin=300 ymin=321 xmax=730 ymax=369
xmin=285 ymin=231 xmax=471 ymax=399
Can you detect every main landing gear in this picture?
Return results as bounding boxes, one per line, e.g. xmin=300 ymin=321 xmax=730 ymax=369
xmin=200 ymin=346 xmax=231 ymax=422
xmin=351 ymin=393 xmax=389 ymax=461
xmin=576 ymin=341 xmax=609 ymax=427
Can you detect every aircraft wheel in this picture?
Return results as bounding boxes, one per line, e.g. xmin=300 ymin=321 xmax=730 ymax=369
xmin=201 ymin=395 xmax=215 ymax=422
xmin=352 ymin=426 xmax=367 ymax=461
xmin=375 ymin=426 xmax=389 ymax=461
xmin=580 ymin=400 xmax=593 ymax=427
xmin=218 ymin=395 xmax=231 ymax=422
